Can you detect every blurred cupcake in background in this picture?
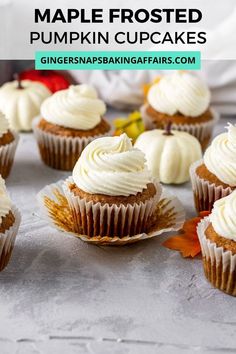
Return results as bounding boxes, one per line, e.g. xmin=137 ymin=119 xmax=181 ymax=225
xmin=190 ymin=123 xmax=236 ymax=212
xmin=197 ymin=190 xmax=236 ymax=296
xmin=0 ymin=111 xmax=19 ymax=178
xmin=0 ymin=176 xmax=21 ymax=271
xmin=33 ymin=84 xmax=111 ymax=171
xmin=141 ymin=71 xmax=218 ymax=151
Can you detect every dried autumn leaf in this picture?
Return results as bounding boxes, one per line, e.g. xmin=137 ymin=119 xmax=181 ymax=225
xmin=163 ymin=211 xmax=210 ymax=258
xmin=113 ymin=111 xmax=144 ymax=141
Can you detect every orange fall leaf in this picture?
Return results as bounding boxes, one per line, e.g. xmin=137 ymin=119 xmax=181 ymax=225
xmin=163 ymin=211 xmax=210 ymax=258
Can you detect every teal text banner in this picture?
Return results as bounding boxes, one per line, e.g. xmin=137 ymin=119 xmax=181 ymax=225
xmin=35 ymin=51 xmax=201 ymax=70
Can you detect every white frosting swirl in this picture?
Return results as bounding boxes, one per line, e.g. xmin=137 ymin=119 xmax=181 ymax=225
xmin=72 ymin=133 xmax=153 ymax=196
xmin=210 ymin=190 xmax=236 ymax=241
xmin=41 ymin=84 xmax=106 ymax=130
xmin=148 ymin=71 xmax=211 ymax=117
xmin=0 ymin=176 xmax=12 ymax=224
xmin=204 ymin=123 xmax=236 ymax=186
xmin=0 ymin=111 xmax=9 ymax=138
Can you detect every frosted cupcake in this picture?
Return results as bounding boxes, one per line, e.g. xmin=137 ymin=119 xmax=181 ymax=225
xmin=141 ymin=71 xmax=218 ymax=150
xmin=63 ymin=133 xmax=162 ymax=238
xmin=190 ymin=123 xmax=236 ymax=212
xmin=0 ymin=176 xmax=21 ymax=271
xmin=33 ymin=84 xmax=111 ymax=171
xmin=197 ymin=191 xmax=236 ymax=296
xmin=0 ymin=111 xmax=19 ymax=178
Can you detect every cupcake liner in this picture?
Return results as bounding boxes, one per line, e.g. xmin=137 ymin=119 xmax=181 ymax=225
xmin=0 ymin=205 xmax=21 ymax=272
xmin=37 ymin=179 xmax=185 ymax=246
xmin=0 ymin=131 xmax=19 ymax=179
xmin=141 ymin=104 xmax=219 ymax=151
xmin=197 ymin=217 xmax=236 ymax=296
xmin=190 ymin=159 xmax=233 ymax=212
xmin=63 ymin=177 xmax=162 ymax=238
xmin=32 ymin=117 xmax=112 ymax=171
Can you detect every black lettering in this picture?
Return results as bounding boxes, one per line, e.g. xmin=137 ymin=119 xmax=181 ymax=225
xmin=187 ymin=31 xmax=197 ymax=44
xmin=109 ymin=9 xmax=120 ymax=23
xmin=197 ymin=31 xmax=207 ymax=44
xmin=140 ymin=32 xmax=149 ymax=43
xmin=52 ymin=9 xmax=67 ymax=23
xmin=67 ymin=9 xmax=80 ymax=22
xmin=189 ymin=9 xmax=202 ymax=23
xmin=121 ymin=9 xmax=133 ymax=23
xmin=176 ymin=9 xmax=187 ymax=23
xmin=80 ymin=9 xmax=91 ymax=23
xmin=150 ymin=32 xmax=161 ymax=44
xmin=81 ymin=31 xmax=91 ymax=44
xmin=175 ymin=31 xmax=185 ymax=44
xmin=162 ymin=9 xmax=175 ymax=23
xmin=162 ymin=32 xmax=174 ymax=44
xmin=70 ymin=32 xmax=80 ymax=43
xmin=55 ymin=32 xmax=67 ymax=43
xmin=35 ymin=9 xmax=50 ymax=23
xmin=150 ymin=9 xmax=162 ymax=23
xmin=135 ymin=9 xmax=149 ymax=23
xmin=115 ymin=32 xmax=125 ymax=44
xmin=30 ymin=32 xmax=40 ymax=43
xmin=92 ymin=9 xmax=103 ymax=23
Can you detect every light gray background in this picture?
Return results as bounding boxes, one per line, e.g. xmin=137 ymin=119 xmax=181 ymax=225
xmin=0 ymin=112 xmax=236 ymax=354
xmin=1 ymin=0 xmax=236 ymax=59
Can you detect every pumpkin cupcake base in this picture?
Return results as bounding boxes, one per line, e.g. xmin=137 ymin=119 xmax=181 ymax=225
xmin=190 ymin=160 xmax=233 ymax=213
xmin=0 ymin=205 xmax=21 ymax=272
xmin=141 ymin=104 xmax=219 ymax=151
xmin=38 ymin=118 xmax=110 ymax=137
xmin=197 ymin=217 xmax=236 ymax=296
xmin=0 ymin=131 xmax=19 ymax=179
xmin=37 ymin=179 xmax=185 ymax=246
xmin=33 ymin=118 xmax=111 ymax=171
xmin=63 ymin=177 xmax=162 ymax=238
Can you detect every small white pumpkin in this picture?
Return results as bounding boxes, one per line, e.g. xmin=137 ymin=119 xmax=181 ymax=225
xmin=0 ymin=79 xmax=51 ymax=131
xmin=135 ymin=126 xmax=202 ymax=184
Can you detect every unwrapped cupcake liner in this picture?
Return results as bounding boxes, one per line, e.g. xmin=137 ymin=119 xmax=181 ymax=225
xmin=0 ymin=205 xmax=21 ymax=272
xmin=190 ymin=159 xmax=233 ymax=213
xmin=140 ymin=104 xmax=219 ymax=151
xmin=63 ymin=177 xmax=162 ymax=238
xmin=197 ymin=217 xmax=236 ymax=296
xmin=37 ymin=179 xmax=185 ymax=246
xmin=0 ymin=131 xmax=19 ymax=179
xmin=32 ymin=117 xmax=112 ymax=171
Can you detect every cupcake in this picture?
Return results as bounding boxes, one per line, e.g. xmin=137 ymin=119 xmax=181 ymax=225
xmin=190 ymin=123 xmax=236 ymax=212
xmin=63 ymin=133 xmax=162 ymax=238
xmin=141 ymin=71 xmax=218 ymax=151
xmin=197 ymin=191 xmax=236 ymax=296
xmin=0 ymin=111 xmax=19 ymax=178
xmin=33 ymin=84 xmax=111 ymax=171
xmin=0 ymin=176 xmax=21 ymax=271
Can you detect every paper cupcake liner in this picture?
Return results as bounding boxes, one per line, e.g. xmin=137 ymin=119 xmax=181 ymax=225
xmin=0 ymin=131 xmax=19 ymax=179
xmin=141 ymin=104 xmax=219 ymax=151
xmin=197 ymin=217 xmax=236 ymax=296
xmin=32 ymin=117 xmax=112 ymax=171
xmin=63 ymin=177 xmax=162 ymax=238
xmin=190 ymin=159 xmax=233 ymax=212
xmin=37 ymin=179 xmax=185 ymax=246
xmin=0 ymin=205 xmax=21 ymax=272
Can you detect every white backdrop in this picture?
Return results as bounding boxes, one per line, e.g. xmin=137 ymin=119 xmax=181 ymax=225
xmin=0 ymin=0 xmax=236 ymax=59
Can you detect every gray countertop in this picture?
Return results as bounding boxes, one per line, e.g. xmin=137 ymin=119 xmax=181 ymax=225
xmin=0 ymin=113 xmax=236 ymax=354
